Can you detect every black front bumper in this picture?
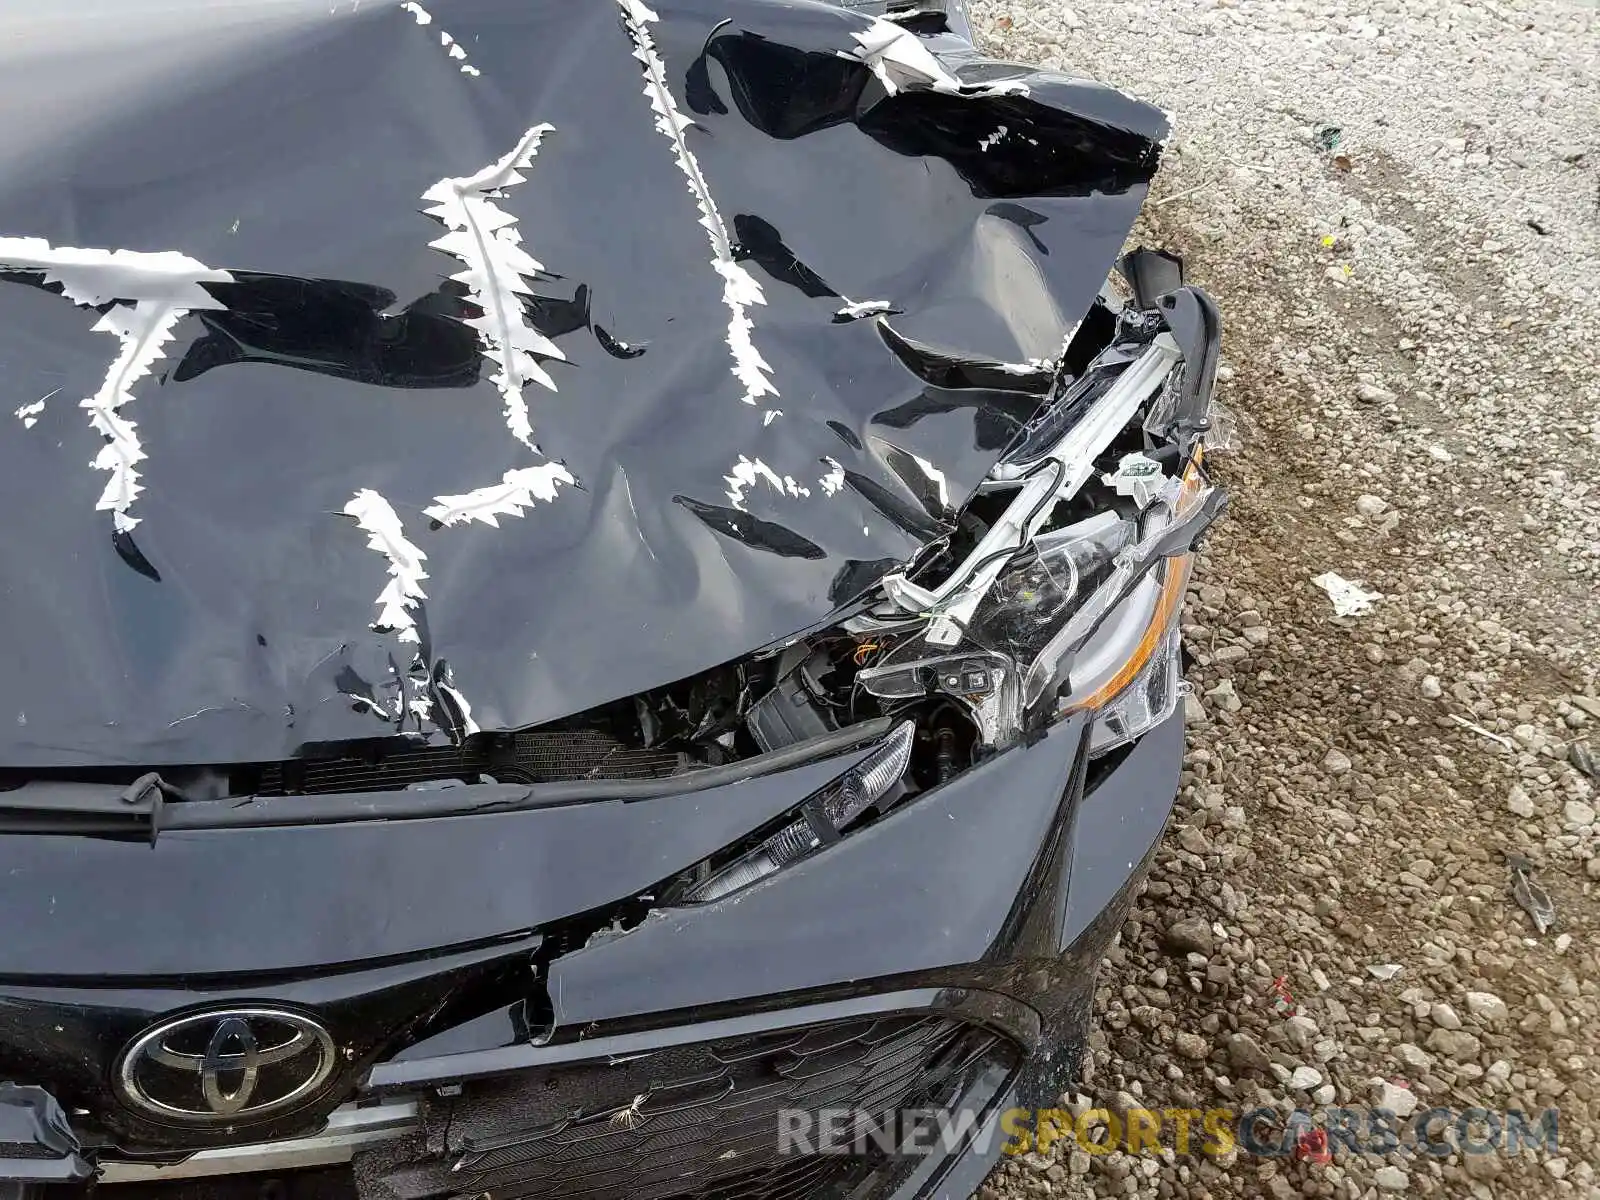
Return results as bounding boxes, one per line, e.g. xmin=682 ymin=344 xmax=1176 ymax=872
xmin=0 ymin=711 xmax=1184 ymax=1200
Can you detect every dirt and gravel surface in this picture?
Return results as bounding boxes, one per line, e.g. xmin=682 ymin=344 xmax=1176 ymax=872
xmin=968 ymin=1 xmax=1600 ymax=1196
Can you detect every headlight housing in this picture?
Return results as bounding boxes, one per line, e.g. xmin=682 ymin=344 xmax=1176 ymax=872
xmin=853 ymin=316 xmax=1225 ymax=756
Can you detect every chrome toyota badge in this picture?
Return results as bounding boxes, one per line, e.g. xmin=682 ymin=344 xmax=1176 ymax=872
xmin=115 ymin=1008 xmax=336 ymax=1123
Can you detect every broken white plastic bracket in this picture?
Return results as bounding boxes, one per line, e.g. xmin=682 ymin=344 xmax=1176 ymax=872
xmin=881 ymin=335 xmax=1182 ymax=646
xmin=1102 ymin=451 xmax=1166 ymax=509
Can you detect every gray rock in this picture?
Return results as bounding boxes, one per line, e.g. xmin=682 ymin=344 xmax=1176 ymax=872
xmin=1425 ymin=1027 xmax=1482 ymax=1060
xmin=1370 ymin=1079 xmax=1419 ymax=1118
xmin=1288 ymin=1065 xmax=1323 ymax=1090
xmin=1395 ymin=1043 xmax=1433 ymax=1072
xmin=1323 ymin=747 xmax=1353 ymax=774
xmin=1225 ymin=1031 xmax=1272 ymax=1074
xmin=1374 ymin=1165 xmax=1409 ymax=1191
xmin=1464 ymin=991 xmax=1509 ymax=1024
xmin=1173 ymin=1031 xmax=1209 ymax=1061
xmin=1163 ymin=917 xmax=1215 ymax=956
xmin=1507 ymin=785 xmax=1535 ymax=818
xmin=1283 ymin=1015 xmax=1319 ymax=1049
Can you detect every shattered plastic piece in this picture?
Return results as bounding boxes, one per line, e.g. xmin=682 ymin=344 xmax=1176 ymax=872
xmin=343 ymin=489 xmax=428 ymax=643
xmin=0 ymin=238 xmax=233 ymax=531
xmin=1507 ymin=853 xmax=1556 ymax=934
xmin=619 ymin=0 xmax=777 ymax=413
xmin=423 ymin=463 xmax=576 ymax=528
xmin=1102 ymin=451 xmax=1165 ymax=509
xmin=421 ymin=125 xmax=564 ymax=453
xmin=1314 ymin=125 xmax=1342 ymax=152
xmin=1311 ymin=571 xmax=1380 ymax=617
xmin=1366 ymin=963 xmax=1402 ymax=981
xmin=1448 ymin=713 xmax=1516 ymax=752
xmin=724 ymin=456 xmax=808 ymax=510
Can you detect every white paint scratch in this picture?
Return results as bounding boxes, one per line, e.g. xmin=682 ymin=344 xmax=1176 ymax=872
xmin=344 ymin=489 xmax=429 ymax=642
xmin=724 ymin=455 xmax=809 ymax=510
xmin=819 ymin=456 xmax=846 ymax=497
xmin=618 ymin=0 xmax=778 ymax=415
xmin=401 ymin=0 xmax=481 ymax=74
xmin=979 ymin=125 xmax=1008 ymax=151
xmin=423 ymin=125 xmax=564 ymax=453
xmin=985 ymin=356 xmax=1057 ymax=377
xmin=436 ymin=678 xmax=481 ymax=737
xmin=423 ymin=462 xmax=576 ymax=527
xmin=834 ymin=298 xmax=893 ymax=321
xmin=907 ymin=450 xmax=950 ymax=510
xmin=844 ymin=18 xmax=1029 ymax=98
xmin=0 ymin=238 xmax=233 ymax=530
xmin=14 ymin=388 xmax=57 ymax=430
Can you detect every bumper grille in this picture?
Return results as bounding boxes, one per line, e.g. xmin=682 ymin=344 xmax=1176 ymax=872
xmin=375 ymin=1013 xmax=1018 ymax=1200
xmin=257 ymin=727 xmax=693 ymax=795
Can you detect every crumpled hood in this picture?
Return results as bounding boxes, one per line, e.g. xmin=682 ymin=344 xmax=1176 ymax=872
xmin=0 ymin=0 xmax=1166 ymax=767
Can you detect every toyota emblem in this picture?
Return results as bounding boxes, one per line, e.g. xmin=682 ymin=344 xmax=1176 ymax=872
xmin=115 ymin=1008 xmax=336 ymax=1123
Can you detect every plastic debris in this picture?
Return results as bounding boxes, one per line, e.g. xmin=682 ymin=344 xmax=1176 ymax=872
xmin=1366 ymin=963 xmax=1402 ymax=981
xmin=1568 ymin=740 xmax=1598 ymax=782
xmin=1314 ymin=124 xmax=1342 ymax=151
xmin=1295 ymin=1127 xmax=1331 ymax=1165
xmin=1449 ymin=713 xmax=1517 ymax=752
xmin=1268 ymin=974 xmax=1298 ymax=1017
xmin=1507 ymin=854 xmax=1556 ymax=934
xmin=1311 ymin=572 xmax=1381 ymax=616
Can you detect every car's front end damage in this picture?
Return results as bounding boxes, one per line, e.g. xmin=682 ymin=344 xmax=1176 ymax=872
xmin=0 ymin=1 xmax=1225 ymax=1198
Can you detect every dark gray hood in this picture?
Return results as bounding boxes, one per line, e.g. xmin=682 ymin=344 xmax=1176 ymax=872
xmin=0 ymin=0 xmax=1167 ymax=767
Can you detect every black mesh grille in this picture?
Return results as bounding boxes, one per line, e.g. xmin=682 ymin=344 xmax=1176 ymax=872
xmin=0 ymin=1141 xmax=58 ymax=1160
xmin=376 ymin=1013 xmax=1018 ymax=1200
xmin=256 ymin=728 xmax=694 ymax=795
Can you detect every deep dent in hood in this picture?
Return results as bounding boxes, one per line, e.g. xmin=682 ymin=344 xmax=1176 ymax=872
xmin=0 ymin=0 xmax=1167 ymax=767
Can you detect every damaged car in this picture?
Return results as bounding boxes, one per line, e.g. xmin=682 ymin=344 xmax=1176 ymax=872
xmin=0 ymin=0 xmax=1225 ymax=1198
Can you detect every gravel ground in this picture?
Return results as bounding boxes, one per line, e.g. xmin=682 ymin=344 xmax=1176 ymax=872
xmin=969 ymin=1 xmax=1600 ymax=1196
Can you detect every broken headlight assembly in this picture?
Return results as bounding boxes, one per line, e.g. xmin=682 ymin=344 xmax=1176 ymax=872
xmin=848 ymin=280 xmax=1226 ymax=760
xmin=659 ymin=258 xmax=1226 ymax=903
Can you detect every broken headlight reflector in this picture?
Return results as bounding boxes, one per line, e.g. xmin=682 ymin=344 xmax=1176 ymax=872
xmin=859 ymin=466 xmax=1215 ymax=756
xmin=681 ymin=721 xmax=915 ymax=903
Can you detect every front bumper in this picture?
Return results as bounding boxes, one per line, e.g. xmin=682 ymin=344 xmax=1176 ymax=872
xmin=0 ymin=710 xmax=1184 ymax=1200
